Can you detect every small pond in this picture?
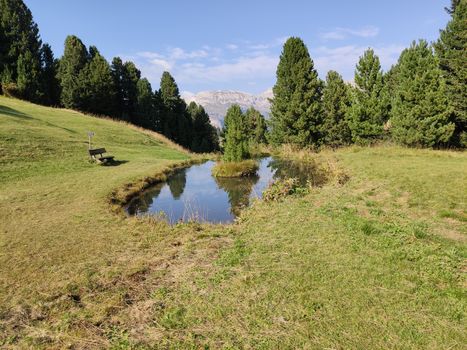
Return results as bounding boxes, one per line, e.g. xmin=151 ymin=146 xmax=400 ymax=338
xmin=126 ymin=157 xmax=322 ymax=224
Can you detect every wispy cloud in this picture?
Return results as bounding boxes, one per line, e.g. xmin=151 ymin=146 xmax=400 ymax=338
xmin=320 ymin=26 xmax=380 ymax=40
xmin=311 ymin=44 xmax=404 ymax=80
xmin=246 ymin=37 xmax=288 ymax=50
xmin=176 ymin=55 xmax=278 ymax=84
xmin=121 ymin=37 xmax=403 ymax=93
xmin=167 ymin=47 xmax=208 ymax=60
xmin=122 ymin=38 xmax=285 ymax=92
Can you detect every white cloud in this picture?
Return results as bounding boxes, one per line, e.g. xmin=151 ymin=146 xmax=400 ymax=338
xmin=320 ymin=26 xmax=380 ymax=40
xmin=137 ymin=51 xmax=164 ymax=59
xmin=167 ymin=47 xmax=208 ymax=59
xmin=176 ymin=55 xmax=278 ymax=84
xmin=122 ymin=37 xmax=402 ymax=92
xmin=149 ymin=58 xmax=172 ymax=71
xmin=248 ymin=43 xmax=270 ymax=50
xmin=311 ymin=44 xmax=404 ymax=80
xmin=124 ymin=39 xmax=285 ymax=90
xmin=246 ymin=36 xmax=289 ymax=50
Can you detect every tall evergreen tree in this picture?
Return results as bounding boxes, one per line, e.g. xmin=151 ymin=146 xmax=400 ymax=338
xmin=39 ymin=43 xmax=60 ymax=106
xmin=0 ymin=0 xmax=42 ymax=91
xmin=159 ymin=71 xmax=191 ymax=146
xmin=152 ymin=90 xmax=164 ymax=133
xmin=391 ymin=40 xmax=454 ymax=147
xmin=122 ymin=61 xmax=141 ymax=122
xmin=135 ymin=78 xmax=156 ymax=129
xmin=111 ymin=57 xmax=126 ymax=118
xmin=223 ymin=104 xmax=249 ymax=161
xmin=187 ymin=101 xmax=218 ymax=152
xmin=321 ymin=71 xmax=352 ymax=147
xmin=269 ymin=37 xmax=323 ymax=147
xmin=245 ymin=107 xmax=267 ymax=144
xmin=79 ymin=47 xmax=116 ymax=116
xmin=348 ymin=49 xmax=388 ymax=144
xmin=110 ymin=58 xmax=142 ymax=121
xmin=16 ymin=49 xmax=41 ymax=101
xmin=435 ymin=0 xmax=467 ymax=146
xmin=58 ymin=35 xmax=88 ymax=109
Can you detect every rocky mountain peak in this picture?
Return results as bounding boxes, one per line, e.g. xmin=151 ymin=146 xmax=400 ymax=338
xmin=182 ymin=90 xmax=272 ymax=128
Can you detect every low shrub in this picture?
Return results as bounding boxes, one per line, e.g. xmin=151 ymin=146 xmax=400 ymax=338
xmin=1 ymin=82 xmax=21 ymax=98
xmin=263 ymin=178 xmax=308 ymax=202
xmin=212 ymin=159 xmax=259 ymax=178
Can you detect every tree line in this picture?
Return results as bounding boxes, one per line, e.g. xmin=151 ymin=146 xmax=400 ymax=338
xmin=0 ymin=0 xmax=218 ymax=153
xmin=268 ymin=0 xmax=466 ymax=149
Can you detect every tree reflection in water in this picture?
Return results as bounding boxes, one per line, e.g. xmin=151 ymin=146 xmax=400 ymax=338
xmin=268 ymin=158 xmax=325 ymax=186
xmin=167 ymin=168 xmax=187 ymax=199
xmin=125 ymin=156 xmax=323 ymax=223
xmin=126 ymin=184 xmax=163 ymax=215
xmin=214 ymin=175 xmax=259 ymax=217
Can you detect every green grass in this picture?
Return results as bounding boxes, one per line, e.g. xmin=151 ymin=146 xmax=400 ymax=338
xmin=1 ymin=96 xmax=466 ymax=349
xmin=212 ymin=159 xmax=259 ymax=177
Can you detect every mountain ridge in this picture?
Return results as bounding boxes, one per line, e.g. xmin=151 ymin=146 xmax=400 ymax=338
xmin=182 ymin=89 xmax=272 ymax=128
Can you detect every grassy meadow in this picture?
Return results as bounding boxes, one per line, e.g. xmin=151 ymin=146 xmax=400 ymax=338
xmin=0 ymin=96 xmax=466 ymax=349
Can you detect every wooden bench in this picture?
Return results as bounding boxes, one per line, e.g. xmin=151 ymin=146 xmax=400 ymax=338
xmin=89 ymin=148 xmax=114 ymax=163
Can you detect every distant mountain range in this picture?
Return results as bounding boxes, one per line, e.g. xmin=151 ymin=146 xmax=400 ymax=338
xmin=182 ymin=89 xmax=273 ymax=128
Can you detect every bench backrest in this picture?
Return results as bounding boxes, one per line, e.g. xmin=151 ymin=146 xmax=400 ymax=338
xmin=89 ymin=148 xmax=106 ymax=156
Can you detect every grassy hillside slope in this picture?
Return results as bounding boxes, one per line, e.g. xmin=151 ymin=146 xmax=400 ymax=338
xmin=0 ymin=96 xmax=466 ymax=349
xmin=0 ymin=97 xmax=191 ymax=326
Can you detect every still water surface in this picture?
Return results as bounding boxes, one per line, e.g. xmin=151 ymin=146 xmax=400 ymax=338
xmin=126 ymin=157 xmax=319 ymax=223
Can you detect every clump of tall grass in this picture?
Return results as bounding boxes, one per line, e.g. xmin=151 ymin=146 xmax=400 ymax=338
xmin=263 ymin=178 xmax=308 ymax=202
xmin=273 ymin=144 xmax=350 ymax=185
xmin=212 ymin=159 xmax=259 ymax=178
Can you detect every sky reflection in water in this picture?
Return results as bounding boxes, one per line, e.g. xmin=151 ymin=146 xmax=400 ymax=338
xmin=126 ymin=157 xmax=318 ymax=224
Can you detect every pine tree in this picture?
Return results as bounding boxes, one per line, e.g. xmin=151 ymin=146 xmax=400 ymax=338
xmin=223 ymin=104 xmax=249 ymax=161
xmin=435 ymin=0 xmax=467 ymax=146
xmin=39 ymin=43 xmax=60 ymax=106
xmin=16 ymin=49 xmax=41 ymax=101
xmin=152 ymin=90 xmax=164 ymax=133
xmin=321 ymin=71 xmax=352 ymax=147
xmin=78 ymin=47 xmax=116 ymax=116
xmin=269 ymin=37 xmax=323 ymax=147
xmin=58 ymin=35 xmax=88 ymax=109
xmin=111 ymin=57 xmax=125 ymax=118
xmin=135 ymin=78 xmax=156 ymax=129
xmin=187 ymin=101 xmax=218 ymax=152
xmin=0 ymin=0 xmax=42 ymax=94
xmin=159 ymin=71 xmax=191 ymax=146
xmin=122 ymin=61 xmax=140 ymax=122
xmin=110 ymin=57 xmax=141 ymax=121
xmin=245 ymin=107 xmax=267 ymax=144
xmin=348 ymin=49 xmax=388 ymax=144
xmin=390 ymin=40 xmax=454 ymax=147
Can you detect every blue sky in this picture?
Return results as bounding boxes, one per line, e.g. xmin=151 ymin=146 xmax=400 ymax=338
xmin=25 ymin=0 xmax=450 ymax=95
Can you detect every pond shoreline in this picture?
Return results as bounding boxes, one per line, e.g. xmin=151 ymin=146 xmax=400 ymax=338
xmin=108 ymin=157 xmax=210 ymax=216
xmin=124 ymin=155 xmax=328 ymax=224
